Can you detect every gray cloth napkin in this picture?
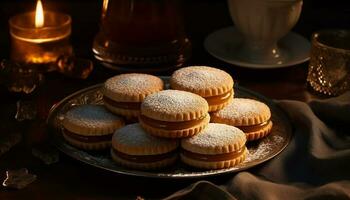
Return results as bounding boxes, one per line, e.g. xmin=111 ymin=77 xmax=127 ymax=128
xmin=164 ymin=92 xmax=350 ymax=200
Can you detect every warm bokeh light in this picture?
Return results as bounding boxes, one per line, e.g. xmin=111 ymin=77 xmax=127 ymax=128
xmin=102 ymin=0 xmax=109 ymax=19
xmin=35 ymin=0 xmax=44 ymax=28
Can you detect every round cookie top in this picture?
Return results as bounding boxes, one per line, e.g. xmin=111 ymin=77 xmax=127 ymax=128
xmin=103 ymin=73 xmax=164 ymax=102
xmin=112 ymin=124 xmax=179 ymax=155
xmin=181 ymin=123 xmax=246 ymax=155
xmin=62 ymin=105 xmax=124 ymax=136
xmin=141 ymin=90 xmax=209 ymax=122
xmin=211 ymin=98 xmax=271 ymax=126
xmin=170 ymin=66 xmax=234 ymax=97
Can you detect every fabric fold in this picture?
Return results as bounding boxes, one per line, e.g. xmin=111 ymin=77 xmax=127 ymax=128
xmin=164 ymin=92 xmax=350 ymax=200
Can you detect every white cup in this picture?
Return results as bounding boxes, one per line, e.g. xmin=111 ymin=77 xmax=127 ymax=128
xmin=227 ymin=0 xmax=303 ymax=64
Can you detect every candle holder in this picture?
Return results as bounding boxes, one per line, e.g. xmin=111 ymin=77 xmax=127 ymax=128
xmin=9 ymin=11 xmax=73 ymax=72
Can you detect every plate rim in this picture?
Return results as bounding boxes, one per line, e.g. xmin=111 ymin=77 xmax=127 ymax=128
xmin=47 ymin=82 xmax=293 ymax=179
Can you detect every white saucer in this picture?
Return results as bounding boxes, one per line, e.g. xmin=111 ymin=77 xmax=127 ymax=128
xmin=204 ymin=27 xmax=311 ymax=69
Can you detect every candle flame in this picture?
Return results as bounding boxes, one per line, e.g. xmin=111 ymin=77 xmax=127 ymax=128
xmin=102 ymin=0 xmax=109 ymax=19
xmin=35 ymin=0 xmax=44 ymax=28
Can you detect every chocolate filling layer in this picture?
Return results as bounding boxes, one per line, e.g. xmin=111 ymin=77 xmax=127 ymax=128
xmin=139 ymin=114 xmax=208 ymax=130
xmin=181 ymin=148 xmax=245 ymax=162
xmin=103 ymin=96 xmax=141 ymax=110
xmin=236 ymin=120 xmax=271 ymax=133
xmin=205 ymin=90 xmax=233 ymax=106
xmin=64 ymin=129 xmax=113 ymax=143
xmin=113 ymin=148 xmax=176 ymax=163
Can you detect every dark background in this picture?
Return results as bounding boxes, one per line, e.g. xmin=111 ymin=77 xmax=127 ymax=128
xmin=1 ymin=0 xmax=350 ymax=199
xmin=1 ymin=0 xmax=350 ymax=63
xmin=1 ymin=0 xmax=350 ymax=95
xmin=0 ymin=0 xmax=349 ymax=109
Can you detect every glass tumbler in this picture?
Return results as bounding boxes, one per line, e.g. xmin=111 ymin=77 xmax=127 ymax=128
xmin=307 ymin=30 xmax=350 ymax=96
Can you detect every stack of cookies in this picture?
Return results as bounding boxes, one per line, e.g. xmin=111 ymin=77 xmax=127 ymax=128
xmin=170 ymin=66 xmax=273 ymax=142
xmin=61 ymin=66 xmax=273 ymax=170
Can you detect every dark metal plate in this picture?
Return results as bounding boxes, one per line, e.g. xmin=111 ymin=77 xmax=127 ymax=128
xmin=47 ymin=80 xmax=292 ymax=179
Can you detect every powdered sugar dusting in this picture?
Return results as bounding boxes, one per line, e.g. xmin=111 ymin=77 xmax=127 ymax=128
xmin=171 ymin=66 xmax=233 ymax=93
xmin=245 ymin=135 xmax=285 ymax=162
xmin=272 ymin=135 xmax=284 ymax=144
xmin=245 ymin=143 xmax=272 ymax=162
xmin=141 ymin=90 xmax=208 ymax=121
xmin=213 ymin=98 xmax=271 ymax=122
xmin=182 ymin=123 xmax=246 ymax=154
xmin=64 ymin=105 xmax=121 ymax=129
xmin=104 ymin=73 xmax=163 ymax=101
xmin=113 ymin=124 xmax=177 ymax=148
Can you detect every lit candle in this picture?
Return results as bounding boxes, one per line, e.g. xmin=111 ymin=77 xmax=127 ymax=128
xmin=9 ymin=0 xmax=72 ymax=72
xmin=35 ymin=0 xmax=44 ymax=28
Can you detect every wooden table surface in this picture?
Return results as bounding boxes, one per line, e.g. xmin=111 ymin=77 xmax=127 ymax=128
xmin=0 ymin=0 xmax=349 ymax=199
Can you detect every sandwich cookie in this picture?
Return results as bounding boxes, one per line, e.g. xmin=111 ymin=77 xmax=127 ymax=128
xmin=103 ymin=73 xmax=164 ymax=119
xmin=140 ymin=90 xmax=210 ymax=138
xmin=111 ymin=124 xmax=179 ymax=170
xmin=211 ymin=98 xmax=273 ymax=141
xmin=170 ymin=66 xmax=234 ymax=112
xmin=181 ymin=123 xmax=247 ymax=169
xmin=62 ymin=105 xmax=125 ymax=150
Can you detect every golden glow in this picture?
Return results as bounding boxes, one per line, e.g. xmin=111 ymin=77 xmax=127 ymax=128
xmin=26 ymin=53 xmax=56 ymax=63
xmin=10 ymin=31 xmax=70 ymax=43
xmin=102 ymin=0 xmax=109 ymax=18
xmin=35 ymin=0 xmax=44 ymax=28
